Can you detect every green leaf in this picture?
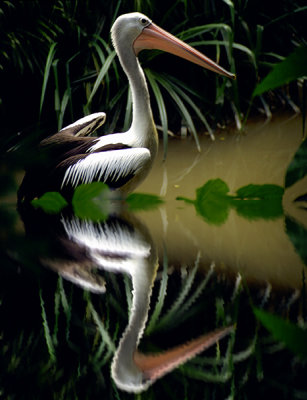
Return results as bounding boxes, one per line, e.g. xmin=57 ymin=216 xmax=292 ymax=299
xmin=72 ymin=182 xmax=112 ymax=221
xmin=151 ymin=72 xmax=201 ymax=151
xmin=254 ymin=307 xmax=307 ymax=359
xmin=39 ymin=42 xmax=57 ymax=117
xmin=236 ymin=184 xmax=284 ymax=199
xmin=31 ymin=192 xmax=68 ymax=214
xmin=253 ymin=46 xmax=307 ymax=97
xmin=85 ymin=50 xmax=116 ymax=108
xmin=126 ymin=193 xmax=164 ymax=211
xmin=189 ymin=179 xmax=231 ymax=225
xmin=232 ymin=184 xmax=284 ymax=220
xmin=232 ymin=199 xmax=283 ymax=220
xmin=285 ymin=217 xmax=307 ymax=266
xmin=177 ymin=180 xmax=284 ymax=224
xmin=285 ymin=138 xmax=307 ymax=188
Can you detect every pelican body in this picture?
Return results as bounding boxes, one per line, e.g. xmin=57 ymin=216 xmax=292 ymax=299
xmin=18 ymin=12 xmax=235 ymax=202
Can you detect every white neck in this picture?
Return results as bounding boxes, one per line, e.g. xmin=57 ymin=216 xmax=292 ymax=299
xmin=115 ymin=39 xmax=158 ymax=158
xmin=111 ymin=256 xmax=158 ymax=392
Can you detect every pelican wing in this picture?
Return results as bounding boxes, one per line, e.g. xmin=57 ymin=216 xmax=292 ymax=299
xmin=60 ymin=112 xmax=106 ymax=137
xmin=61 ymin=147 xmax=151 ymax=189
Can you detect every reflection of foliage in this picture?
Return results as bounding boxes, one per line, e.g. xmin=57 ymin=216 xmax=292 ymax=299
xmin=177 ymin=179 xmax=284 ymax=225
xmin=71 ymin=182 xmax=113 ymax=221
xmin=29 ymin=183 xmax=164 ymax=217
xmin=285 ymin=217 xmax=307 ymax=266
xmin=126 ymin=192 xmax=164 ymax=211
xmin=233 ymin=184 xmax=284 ymax=220
xmin=32 ymin=191 xmax=68 ymax=214
xmin=1 ymin=240 xmax=307 ymax=398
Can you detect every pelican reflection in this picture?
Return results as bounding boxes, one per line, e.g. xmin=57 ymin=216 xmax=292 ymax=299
xmin=19 ymin=206 xmax=232 ymax=392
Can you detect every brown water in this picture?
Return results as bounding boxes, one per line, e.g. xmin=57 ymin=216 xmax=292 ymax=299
xmin=136 ymin=113 xmax=307 ymax=289
xmin=2 ymin=113 xmax=307 ymax=397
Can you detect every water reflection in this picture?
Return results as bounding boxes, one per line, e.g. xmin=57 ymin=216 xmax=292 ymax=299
xmin=136 ymin=114 xmax=307 ymax=289
xmin=18 ymin=205 xmax=232 ymax=393
xmin=2 ymin=114 xmax=307 ymax=397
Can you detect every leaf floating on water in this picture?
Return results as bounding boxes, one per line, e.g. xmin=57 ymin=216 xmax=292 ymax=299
xmin=232 ymin=183 xmax=284 ymax=220
xmin=126 ymin=193 xmax=164 ymax=211
xmin=235 ymin=184 xmax=284 ymax=199
xmin=253 ymin=307 xmax=307 ymax=359
xmin=194 ymin=179 xmax=231 ymax=225
xmin=72 ymin=182 xmax=112 ymax=221
xmin=177 ymin=179 xmax=284 ymax=225
xmin=31 ymin=192 xmax=68 ymax=214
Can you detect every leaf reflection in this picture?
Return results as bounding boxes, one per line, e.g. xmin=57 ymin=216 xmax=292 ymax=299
xmin=177 ymin=179 xmax=284 ymax=225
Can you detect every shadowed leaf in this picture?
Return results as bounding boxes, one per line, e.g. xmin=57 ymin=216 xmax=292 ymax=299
xmin=31 ymin=192 xmax=68 ymax=214
xmin=253 ymin=46 xmax=307 ymax=97
xmin=236 ymin=184 xmax=284 ymax=199
xmin=254 ymin=307 xmax=307 ymax=359
xmin=72 ymin=182 xmax=112 ymax=221
xmin=177 ymin=180 xmax=284 ymax=224
xmin=126 ymin=193 xmax=164 ymax=211
xmin=285 ymin=138 xmax=307 ymax=188
xmin=232 ymin=184 xmax=284 ymax=220
xmin=285 ymin=217 xmax=307 ymax=266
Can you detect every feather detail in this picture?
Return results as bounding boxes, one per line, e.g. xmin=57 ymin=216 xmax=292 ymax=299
xmin=61 ymin=148 xmax=150 ymax=188
xmin=60 ymin=112 xmax=106 ymax=137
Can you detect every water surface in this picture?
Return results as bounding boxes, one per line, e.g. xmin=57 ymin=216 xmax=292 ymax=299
xmin=1 ymin=113 xmax=306 ymax=398
xmin=137 ymin=113 xmax=306 ymax=289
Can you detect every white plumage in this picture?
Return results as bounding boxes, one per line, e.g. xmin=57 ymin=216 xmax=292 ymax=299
xmin=61 ymin=148 xmax=150 ymax=188
xmin=18 ymin=12 xmax=234 ymax=202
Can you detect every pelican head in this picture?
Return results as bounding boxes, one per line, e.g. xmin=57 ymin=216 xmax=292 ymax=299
xmin=111 ymin=12 xmax=236 ymax=79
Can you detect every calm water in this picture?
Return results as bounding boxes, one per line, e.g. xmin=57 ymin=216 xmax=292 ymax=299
xmin=137 ymin=113 xmax=307 ymax=289
xmin=1 ymin=113 xmax=306 ymax=399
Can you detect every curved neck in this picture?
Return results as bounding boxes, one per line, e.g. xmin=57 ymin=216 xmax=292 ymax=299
xmin=116 ymin=43 xmax=158 ymax=154
xmin=111 ymin=257 xmax=158 ymax=391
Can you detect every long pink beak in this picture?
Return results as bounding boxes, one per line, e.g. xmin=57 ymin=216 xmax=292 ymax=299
xmin=134 ymin=22 xmax=235 ymax=79
xmin=134 ymin=325 xmax=234 ymax=383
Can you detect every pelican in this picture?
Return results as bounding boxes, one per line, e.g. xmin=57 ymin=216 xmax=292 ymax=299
xmin=57 ymin=213 xmax=234 ymax=392
xmin=18 ymin=202 xmax=233 ymax=392
xmin=18 ymin=12 xmax=235 ymax=202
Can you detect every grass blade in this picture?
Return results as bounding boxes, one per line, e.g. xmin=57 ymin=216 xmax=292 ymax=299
xmin=145 ymin=248 xmax=169 ymax=335
xmin=39 ymin=287 xmax=56 ymax=363
xmin=153 ymin=73 xmax=201 ymax=151
xmin=145 ymin=68 xmax=169 ymax=158
xmin=39 ymin=42 xmax=57 ymax=117
xmin=85 ymin=50 xmax=116 ymax=109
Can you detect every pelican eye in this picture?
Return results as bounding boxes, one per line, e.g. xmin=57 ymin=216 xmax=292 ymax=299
xmin=140 ymin=17 xmax=149 ymax=26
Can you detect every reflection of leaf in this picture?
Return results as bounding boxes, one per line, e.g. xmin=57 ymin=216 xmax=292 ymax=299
xmin=177 ymin=179 xmax=284 ymax=225
xmin=232 ymin=184 xmax=284 ymax=220
xmin=232 ymin=199 xmax=283 ymax=220
xmin=285 ymin=217 xmax=307 ymax=266
xmin=72 ymin=182 xmax=111 ymax=221
xmin=285 ymin=138 xmax=307 ymax=188
xmin=31 ymin=192 xmax=68 ymax=214
xmin=254 ymin=308 xmax=307 ymax=359
xmin=126 ymin=193 xmax=164 ymax=211
xmin=253 ymin=46 xmax=307 ymax=97
xmin=194 ymin=179 xmax=230 ymax=225
xmin=236 ymin=184 xmax=284 ymax=199
xmin=177 ymin=179 xmax=231 ymax=225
